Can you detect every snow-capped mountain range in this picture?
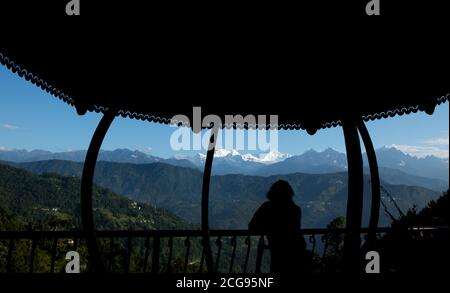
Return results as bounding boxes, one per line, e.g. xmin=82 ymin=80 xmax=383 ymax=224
xmin=0 ymin=146 xmax=448 ymax=190
xmin=197 ymin=149 xmax=291 ymax=164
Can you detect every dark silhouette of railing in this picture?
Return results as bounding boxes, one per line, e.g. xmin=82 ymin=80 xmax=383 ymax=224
xmin=1 ymin=227 xmax=442 ymax=273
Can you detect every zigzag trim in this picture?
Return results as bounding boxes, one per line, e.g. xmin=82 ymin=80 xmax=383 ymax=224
xmin=1 ymin=52 xmax=448 ymax=131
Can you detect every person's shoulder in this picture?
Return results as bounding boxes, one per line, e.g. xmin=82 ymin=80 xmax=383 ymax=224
xmin=257 ymin=201 xmax=275 ymax=212
xmin=293 ymin=203 xmax=301 ymax=212
xmin=260 ymin=201 xmax=272 ymax=208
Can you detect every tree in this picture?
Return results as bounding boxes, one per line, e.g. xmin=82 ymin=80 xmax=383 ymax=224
xmin=321 ymin=216 xmax=345 ymax=272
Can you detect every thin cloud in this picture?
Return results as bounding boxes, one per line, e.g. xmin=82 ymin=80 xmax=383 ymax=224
xmin=1 ymin=124 xmax=19 ymax=130
xmin=423 ymin=137 xmax=449 ymax=146
xmin=390 ymin=144 xmax=449 ymax=159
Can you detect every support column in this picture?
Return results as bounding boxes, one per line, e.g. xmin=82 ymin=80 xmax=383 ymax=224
xmin=81 ymin=110 xmax=116 ymax=273
xmin=342 ymin=119 xmax=364 ymax=273
xmin=357 ymin=121 xmax=381 ymax=248
xmin=201 ymin=129 xmax=218 ymax=273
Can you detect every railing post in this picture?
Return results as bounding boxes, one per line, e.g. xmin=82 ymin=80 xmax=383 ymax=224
xmin=166 ymin=236 xmax=174 ymax=273
xmin=29 ymin=238 xmax=37 ymax=273
xmin=309 ymin=234 xmax=317 ymax=255
xmin=152 ymin=236 xmax=160 ymax=273
xmin=198 ymin=241 xmax=205 ymax=273
xmin=143 ymin=236 xmax=150 ymax=273
xmin=184 ymin=236 xmax=191 ymax=273
xmin=109 ymin=237 xmax=115 ymax=272
xmin=125 ymin=236 xmax=132 ymax=273
xmin=255 ymin=235 xmax=265 ymax=273
xmin=6 ymin=239 xmax=14 ymax=272
xmin=50 ymin=238 xmax=58 ymax=273
xmin=229 ymin=236 xmax=237 ymax=273
xmin=81 ymin=110 xmax=116 ymax=273
xmin=214 ymin=236 xmax=222 ymax=273
xmin=243 ymin=236 xmax=251 ymax=273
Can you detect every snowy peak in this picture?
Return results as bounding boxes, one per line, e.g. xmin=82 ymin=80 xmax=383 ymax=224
xmin=214 ymin=149 xmax=242 ymax=158
xmin=194 ymin=149 xmax=291 ymax=164
xmin=257 ymin=151 xmax=292 ymax=164
xmin=240 ymin=151 xmax=290 ymax=164
xmin=241 ymin=153 xmax=259 ymax=162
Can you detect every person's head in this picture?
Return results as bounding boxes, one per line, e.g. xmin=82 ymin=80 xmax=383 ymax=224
xmin=267 ymin=180 xmax=294 ymax=202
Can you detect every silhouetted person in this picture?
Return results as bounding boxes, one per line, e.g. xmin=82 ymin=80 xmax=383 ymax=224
xmin=249 ymin=180 xmax=307 ymax=274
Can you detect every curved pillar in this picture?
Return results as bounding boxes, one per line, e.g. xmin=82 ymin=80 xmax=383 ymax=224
xmin=342 ymin=119 xmax=364 ymax=273
xmin=201 ymin=129 xmax=218 ymax=273
xmin=81 ymin=110 xmax=116 ymax=273
xmin=357 ymin=121 xmax=381 ymax=248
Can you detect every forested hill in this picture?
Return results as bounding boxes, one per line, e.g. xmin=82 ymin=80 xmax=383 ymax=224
xmin=4 ymin=160 xmax=441 ymax=229
xmin=0 ymin=163 xmax=190 ymax=231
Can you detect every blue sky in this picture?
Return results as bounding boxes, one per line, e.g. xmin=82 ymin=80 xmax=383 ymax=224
xmin=0 ymin=65 xmax=448 ymax=159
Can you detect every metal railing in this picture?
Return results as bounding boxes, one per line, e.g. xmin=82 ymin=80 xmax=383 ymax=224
xmin=0 ymin=227 xmax=442 ymax=273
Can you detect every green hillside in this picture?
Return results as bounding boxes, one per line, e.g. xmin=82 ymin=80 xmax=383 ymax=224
xmin=0 ymin=163 xmax=202 ymax=273
xmin=10 ymin=160 xmax=441 ymax=228
xmin=0 ymin=163 xmax=189 ymax=230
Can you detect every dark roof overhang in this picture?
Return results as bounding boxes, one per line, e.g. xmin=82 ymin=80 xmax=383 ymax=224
xmin=1 ymin=19 xmax=448 ymax=134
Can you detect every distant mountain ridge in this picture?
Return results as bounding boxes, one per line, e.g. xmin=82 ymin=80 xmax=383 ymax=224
xmin=4 ymin=159 xmax=442 ymax=229
xmin=368 ymin=146 xmax=449 ymax=182
xmin=0 ymin=148 xmax=198 ymax=169
xmin=1 ymin=146 xmax=447 ymax=191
